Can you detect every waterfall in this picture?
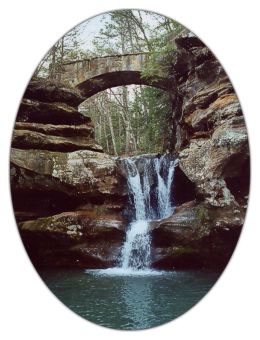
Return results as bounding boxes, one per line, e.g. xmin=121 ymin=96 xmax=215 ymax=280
xmin=120 ymin=155 xmax=178 ymax=271
xmin=123 ymin=159 xmax=146 ymax=221
xmin=121 ymin=220 xmax=151 ymax=269
xmin=165 ymin=159 xmax=178 ymax=216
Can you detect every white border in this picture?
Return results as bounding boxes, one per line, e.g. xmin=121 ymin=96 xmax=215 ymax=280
xmin=1 ymin=1 xmax=260 ymax=339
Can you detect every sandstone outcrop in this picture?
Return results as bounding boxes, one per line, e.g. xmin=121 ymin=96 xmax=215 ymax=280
xmin=11 ymin=80 xmax=127 ymax=266
xmin=20 ymin=211 xmax=126 ymax=268
xmin=17 ymin=99 xmax=91 ymax=125
xmin=15 ymin=122 xmax=95 ymax=138
xmin=20 ymin=211 xmax=125 ymax=241
xmin=24 ymin=80 xmax=85 ymax=107
xmin=173 ymin=38 xmax=249 ymax=201
xmin=149 ymin=34 xmax=249 ymax=269
xmin=11 ymin=129 xmax=103 ymax=152
xmin=150 ymin=200 xmax=244 ymax=269
xmin=11 ymin=148 xmax=120 ymax=196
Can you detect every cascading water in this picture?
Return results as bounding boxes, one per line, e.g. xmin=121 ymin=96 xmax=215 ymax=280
xmin=119 ymin=155 xmax=178 ymax=272
xmin=155 ymin=157 xmax=178 ymax=218
xmin=120 ymin=159 xmax=150 ymax=270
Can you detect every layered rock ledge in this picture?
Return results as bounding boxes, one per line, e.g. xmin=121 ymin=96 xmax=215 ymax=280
xmin=149 ymin=201 xmax=244 ymax=269
xmin=148 ymin=34 xmax=249 ymax=269
xmin=20 ymin=211 xmax=126 ymax=268
xmin=11 ymin=80 xmax=127 ymax=266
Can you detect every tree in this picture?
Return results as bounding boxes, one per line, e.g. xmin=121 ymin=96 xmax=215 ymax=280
xmin=93 ymin=10 xmax=153 ymax=55
xmin=33 ymin=25 xmax=88 ymax=80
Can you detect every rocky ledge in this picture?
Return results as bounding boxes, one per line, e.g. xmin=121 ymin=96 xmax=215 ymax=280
xmin=11 ymin=80 xmax=127 ymax=268
xmin=11 ymin=148 xmax=118 ymax=196
xmin=149 ymin=201 xmax=244 ymax=269
xmin=20 ymin=211 xmax=126 ymax=268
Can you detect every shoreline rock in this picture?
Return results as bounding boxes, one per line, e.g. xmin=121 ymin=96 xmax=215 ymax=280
xmin=149 ymin=201 xmax=244 ymax=269
xmin=19 ymin=211 xmax=127 ymax=268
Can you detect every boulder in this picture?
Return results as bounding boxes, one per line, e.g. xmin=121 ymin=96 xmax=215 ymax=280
xmin=150 ymin=201 xmax=244 ymax=240
xmin=150 ymin=201 xmax=207 ymax=245
xmin=152 ymin=246 xmax=202 ymax=269
xmin=26 ymin=241 xmax=123 ymax=269
xmin=67 ymin=242 xmax=123 ymax=268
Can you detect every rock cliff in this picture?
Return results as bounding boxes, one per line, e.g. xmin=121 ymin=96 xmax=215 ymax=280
xmin=10 ymin=80 xmax=127 ymax=267
xmin=149 ymin=34 xmax=249 ymax=269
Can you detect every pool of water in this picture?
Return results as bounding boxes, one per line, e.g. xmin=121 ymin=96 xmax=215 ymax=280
xmin=39 ymin=268 xmax=220 ymax=330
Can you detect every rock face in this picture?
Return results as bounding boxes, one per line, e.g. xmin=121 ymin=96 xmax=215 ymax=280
xmin=149 ymin=34 xmax=249 ymax=269
xmin=15 ymin=121 xmax=95 ymax=137
xmin=178 ymin=116 xmax=248 ymax=207
xmin=174 ymin=36 xmax=250 ymax=209
xmin=11 ymin=80 xmax=127 ymax=268
xmin=17 ymin=99 xmax=91 ymax=125
xmin=23 ymin=80 xmax=85 ymax=106
xmin=11 ymin=129 xmax=103 ymax=152
xmin=20 ymin=211 xmax=126 ymax=268
xmin=11 ymin=148 xmax=120 ymax=196
xmin=149 ymin=201 xmax=244 ymax=269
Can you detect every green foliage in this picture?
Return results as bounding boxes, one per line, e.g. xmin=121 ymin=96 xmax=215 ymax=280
xmin=80 ymin=85 xmax=172 ymax=156
xmin=141 ymin=28 xmax=184 ymax=79
xmin=130 ymin=87 xmax=172 ymax=153
xmin=92 ymin=10 xmax=153 ymax=55
xmin=141 ymin=41 xmax=175 ymax=80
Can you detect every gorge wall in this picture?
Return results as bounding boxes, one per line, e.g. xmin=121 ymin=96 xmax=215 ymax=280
xmin=149 ymin=35 xmax=249 ymax=269
xmin=10 ymin=34 xmax=250 ymax=270
xmin=10 ymin=81 xmax=127 ymax=268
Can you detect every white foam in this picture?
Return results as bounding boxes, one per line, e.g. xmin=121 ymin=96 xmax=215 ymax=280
xmin=85 ymin=268 xmax=167 ymax=277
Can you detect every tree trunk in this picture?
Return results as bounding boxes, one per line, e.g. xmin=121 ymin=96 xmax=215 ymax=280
xmin=107 ymin=90 xmax=118 ymax=155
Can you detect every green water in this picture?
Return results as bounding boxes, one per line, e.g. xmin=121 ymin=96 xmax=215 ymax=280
xmin=39 ymin=268 xmax=220 ymax=330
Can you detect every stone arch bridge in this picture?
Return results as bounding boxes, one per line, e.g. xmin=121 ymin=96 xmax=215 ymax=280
xmin=58 ymin=53 xmax=172 ymax=98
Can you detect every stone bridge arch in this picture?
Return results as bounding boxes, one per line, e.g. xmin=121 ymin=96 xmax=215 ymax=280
xmin=59 ymin=53 xmax=172 ymax=98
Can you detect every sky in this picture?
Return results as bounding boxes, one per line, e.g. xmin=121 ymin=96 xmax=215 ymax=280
xmin=77 ymin=14 xmax=105 ymax=50
xmin=69 ymin=10 xmax=171 ymax=52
